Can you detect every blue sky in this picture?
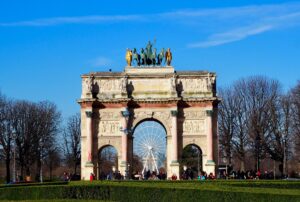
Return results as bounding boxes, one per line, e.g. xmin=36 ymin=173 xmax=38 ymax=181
xmin=0 ymin=0 xmax=300 ymax=120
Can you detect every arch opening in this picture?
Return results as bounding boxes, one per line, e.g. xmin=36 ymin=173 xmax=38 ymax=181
xmin=98 ymin=145 xmax=118 ymax=180
xmin=131 ymin=119 xmax=167 ymax=179
xmin=181 ymin=144 xmax=203 ymax=179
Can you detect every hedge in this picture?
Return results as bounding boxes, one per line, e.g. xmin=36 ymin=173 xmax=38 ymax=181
xmin=0 ymin=181 xmax=299 ymax=202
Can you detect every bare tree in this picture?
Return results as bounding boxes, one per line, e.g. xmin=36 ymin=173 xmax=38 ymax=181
xmin=231 ymin=81 xmax=250 ymax=171
xmin=10 ymin=100 xmax=61 ymax=180
xmin=0 ymin=92 xmax=14 ymax=183
xmin=218 ymin=88 xmax=236 ymax=165
xmin=34 ymin=101 xmax=61 ymax=181
xmin=291 ymin=81 xmax=300 ymax=166
xmin=63 ymin=113 xmax=81 ymax=174
xmin=218 ymin=76 xmax=289 ymax=173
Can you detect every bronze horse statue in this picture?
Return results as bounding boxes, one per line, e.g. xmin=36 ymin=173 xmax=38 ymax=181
xmin=140 ymin=48 xmax=147 ymax=65
xmin=157 ymin=48 xmax=165 ymax=65
xmin=132 ymin=48 xmax=140 ymax=66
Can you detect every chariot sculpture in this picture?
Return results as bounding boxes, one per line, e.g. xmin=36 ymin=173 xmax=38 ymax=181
xmin=125 ymin=41 xmax=172 ymax=67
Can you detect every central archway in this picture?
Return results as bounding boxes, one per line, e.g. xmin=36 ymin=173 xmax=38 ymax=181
xmin=98 ymin=145 xmax=118 ymax=180
xmin=132 ymin=119 xmax=167 ymax=179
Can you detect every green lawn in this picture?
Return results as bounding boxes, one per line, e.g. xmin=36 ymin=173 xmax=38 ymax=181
xmin=0 ymin=180 xmax=299 ymax=202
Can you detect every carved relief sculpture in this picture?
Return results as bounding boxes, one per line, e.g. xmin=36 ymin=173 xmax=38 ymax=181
xmin=120 ymin=77 xmax=127 ymax=94
xmin=170 ymin=75 xmax=177 ymax=92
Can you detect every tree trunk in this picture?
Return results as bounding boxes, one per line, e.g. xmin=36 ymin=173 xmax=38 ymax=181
xmin=240 ymin=160 xmax=245 ymax=172
xmin=74 ymin=165 xmax=77 ymax=175
xmin=49 ymin=164 xmax=52 ymax=181
xmin=5 ymin=158 xmax=11 ymax=183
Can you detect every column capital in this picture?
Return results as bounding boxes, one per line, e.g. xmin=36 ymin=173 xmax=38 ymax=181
xmin=206 ymin=110 xmax=213 ymax=117
xmin=171 ymin=110 xmax=178 ymax=117
xmin=85 ymin=111 xmax=93 ymax=118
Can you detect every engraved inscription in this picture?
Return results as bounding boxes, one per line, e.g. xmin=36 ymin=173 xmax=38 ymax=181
xmin=100 ymin=112 xmax=120 ymax=120
xmin=184 ymin=111 xmax=206 ymax=119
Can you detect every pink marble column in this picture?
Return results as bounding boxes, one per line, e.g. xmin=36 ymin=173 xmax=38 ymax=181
xmin=121 ymin=113 xmax=128 ymax=163
xmin=171 ymin=110 xmax=178 ymax=162
xmin=206 ymin=110 xmax=214 ymax=162
xmin=86 ymin=110 xmax=93 ymax=164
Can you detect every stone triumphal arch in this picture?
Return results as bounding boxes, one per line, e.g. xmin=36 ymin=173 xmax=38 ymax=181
xmin=79 ymin=57 xmax=219 ymax=180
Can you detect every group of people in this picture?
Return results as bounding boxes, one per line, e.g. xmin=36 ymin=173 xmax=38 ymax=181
xmin=62 ymin=172 xmax=80 ymax=181
xmin=181 ymin=169 xmax=216 ymax=180
xmin=219 ymin=169 xmax=276 ymax=180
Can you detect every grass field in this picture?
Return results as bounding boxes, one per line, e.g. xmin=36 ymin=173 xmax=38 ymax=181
xmin=0 ymin=180 xmax=299 ymax=202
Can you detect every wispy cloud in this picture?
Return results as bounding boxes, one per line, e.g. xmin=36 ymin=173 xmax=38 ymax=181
xmin=1 ymin=2 xmax=300 ymax=47
xmin=0 ymin=15 xmax=143 ymax=26
xmin=189 ymin=25 xmax=274 ymax=48
xmin=184 ymin=3 xmax=300 ymax=47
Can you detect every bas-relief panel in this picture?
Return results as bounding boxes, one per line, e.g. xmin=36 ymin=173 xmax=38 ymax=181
xmin=99 ymin=121 xmax=120 ymax=135
xmin=180 ymin=110 xmax=206 ymax=135
xmin=178 ymin=77 xmax=215 ymax=92
xmin=98 ymin=79 xmax=121 ymax=92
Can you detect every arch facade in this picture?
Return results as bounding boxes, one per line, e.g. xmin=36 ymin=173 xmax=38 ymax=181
xmin=78 ymin=66 xmax=219 ymax=180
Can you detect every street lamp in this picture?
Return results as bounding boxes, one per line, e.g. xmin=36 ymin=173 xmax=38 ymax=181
xmin=197 ymin=150 xmax=200 ymax=175
xmin=112 ymin=166 xmax=116 ymax=180
xmin=39 ymin=140 xmax=43 ymax=183
xmin=183 ymin=165 xmax=187 ymax=180
xmin=127 ymin=163 xmax=131 ymax=180
xmin=282 ymin=134 xmax=286 ymax=178
xmin=255 ymin=133 xmax=261 ymax=172
xmin=12 ymin=130 xmax=16 ymax=183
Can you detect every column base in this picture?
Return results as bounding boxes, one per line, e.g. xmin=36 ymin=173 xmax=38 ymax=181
xmin=82 ymin=162 xmax=94 ymax=180
xmin=119 ymin=161 xmax=127 ymax=179
xmin=169 ymin=161 xmax=180 ymax=180
xmin=205 ymin=160 xmax=216 ymax=176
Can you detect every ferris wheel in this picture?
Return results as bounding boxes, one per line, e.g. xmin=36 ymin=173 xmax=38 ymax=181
xmin=133 ymin=121 xmax=166 ymax=173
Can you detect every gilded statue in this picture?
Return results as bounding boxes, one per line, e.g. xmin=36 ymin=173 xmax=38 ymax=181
xmin=125 ymin=48 xmax=133 ymax=66
xmin=165 ymin=48 xmax=172 ymax=66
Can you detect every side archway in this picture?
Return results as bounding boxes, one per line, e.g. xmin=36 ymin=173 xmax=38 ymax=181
xmin=98 ymin=145 xmax=118 ymax=180
xmin=181 ymin=144 xmax=203 ymax=179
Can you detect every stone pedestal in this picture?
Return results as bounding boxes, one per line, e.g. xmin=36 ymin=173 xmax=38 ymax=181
xmin=82 ymin=162 xmax=94 ymax=180
xmin=170 ymin=161 xmax=180 ymax=180
xmin=205 ymin=160 xmax=216 ymax=175
xmin=119 ymin=161 xmax=127 ymax=179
